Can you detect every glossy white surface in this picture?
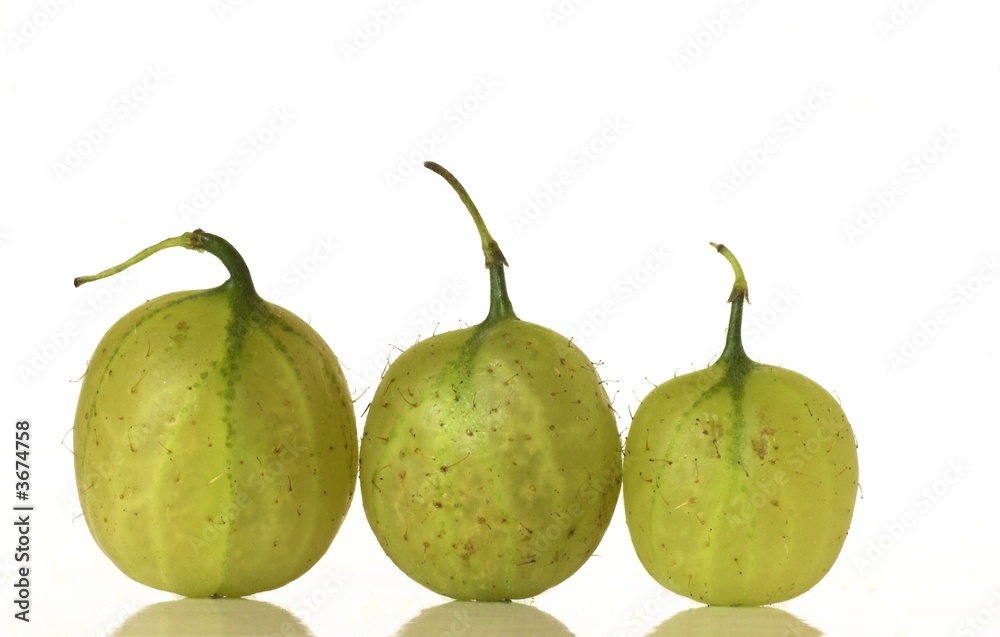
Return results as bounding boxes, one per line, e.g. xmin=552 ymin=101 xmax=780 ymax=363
xmin=2 ymin=1 xmax=999 ymax=635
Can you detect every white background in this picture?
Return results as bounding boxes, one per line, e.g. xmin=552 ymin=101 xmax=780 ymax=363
xmin=2 ymin=1 xmax=999 ymax=636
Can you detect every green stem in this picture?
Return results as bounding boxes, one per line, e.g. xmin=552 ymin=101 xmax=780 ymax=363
xmin=709 ymin=242 xmax=753 ymax=368
xmin=74 ymin=229 xmax=261 ymax=306
xmin=424 ymin=161 xmax=517 ymax=325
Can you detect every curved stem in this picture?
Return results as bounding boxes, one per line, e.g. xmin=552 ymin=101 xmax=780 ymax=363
xmin=709 ymin=242 xmax=752 ymax=367
xmin=424 ymin=161 xmax=517 ymax=324
xmin=75 ymin=229 xmax=260 ymax=304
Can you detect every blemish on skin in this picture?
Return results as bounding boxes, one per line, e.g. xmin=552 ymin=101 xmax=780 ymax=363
xmin=752 ymin=438 xmax=766 ymax=459
xmin=460 ymin=541 xmax=476 ymax=559
xmin=397 ymin=387 xmax=418 ymax=407
xmin=439 ymin=453 xmax=470 ymax=474
xmin=414 ymin=448 xmax=435 ymax=461
xmin=753 ymin=428 xmax=775 ymax=460
xmin=129 ymin=371 xmax=145 ymax=394
xmin=674 ymin=497 xmax=697 ymax=510
xmin=171 ymin=321 xmax=191 ymax=346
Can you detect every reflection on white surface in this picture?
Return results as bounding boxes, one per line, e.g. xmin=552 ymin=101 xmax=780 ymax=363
xmin=393 ymin=600 xmax=575 ymax=637
xmin=648 ymin=606 xmax=822 ymax=636
xmin=112 ymin=598 xmax=315 ymax=637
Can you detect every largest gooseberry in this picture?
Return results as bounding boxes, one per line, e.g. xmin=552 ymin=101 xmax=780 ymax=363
xmin=73 ymin=229 xmax=357 ymax=598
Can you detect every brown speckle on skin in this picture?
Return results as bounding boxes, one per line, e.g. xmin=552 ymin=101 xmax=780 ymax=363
xmin=460 ymin=541 xmax=476 ymax=560
xmin=753 ymin=428 xmax=775 ymax=460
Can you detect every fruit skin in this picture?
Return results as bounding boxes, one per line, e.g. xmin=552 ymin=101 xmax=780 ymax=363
xmin=623 ymin=244 xmax=858 ymax=606
xmin=74 ymin=232 xmax=357 ymax=598
xmin=624 ymin=360 xmax=857 ymax=606
xmin=361 ymin=318 xmax=621 ymax=601
xmin=359 ymin=162 xmax=622 ymax=601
